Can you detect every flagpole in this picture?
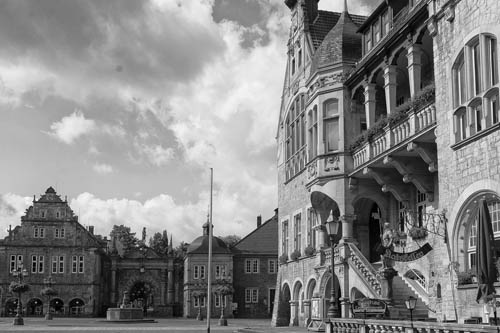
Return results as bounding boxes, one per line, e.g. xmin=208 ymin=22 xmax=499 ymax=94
xmin=207 ymin=168 xmax=213 ymax=333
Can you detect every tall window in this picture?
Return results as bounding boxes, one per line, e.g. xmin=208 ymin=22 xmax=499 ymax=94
xmin=453 ymin=34 xmax=499 ymax=144
xmin=245 ymin=259 xmax=259 ymax=274
xmin=398 ymin=201 xmax=406 ymax=232
xmin=364 ymin=30 xmax=372 ymax=53
xmin=194 ymin=265 xmax=206 ymax=279
xmin=268 ymin=259 xmax=277 ymax=274
xmin=323 ymin=99 xmax=339 ymax=152
xmin=34 ymin=227 xmax=45 ymax=238
xmin=72 ymin=256 xmax=84 ymax=274
xmin=31 ymin=255 xmax=44 ymax=273
xmin=245 ymin=288 xmax=259 ymax=303
xmin=308 ymin=107 xmax=318 ymax=160
xmin=416 ymin=190 xmax=427 ymax=228
xmin=373 ymin=18 xmax=381 ymax=44
xmin=10 ymin=255 xmax=23 ymax=273
xmin=293 ymin=213 xmax=302 ymax=252
xmin=55 ymin=228 xmax=65 ymax=238
xmin=215 ymin=265 xmax=226 ymax=279
xmin=285 ymin=94 xmax=306 ymax=180
xmin=307 ymin=207 xmax=317 ymax=248
xmin=381 ymin=11 xmax=390 ymax=37
xmin=282 ymin=220 xmax=289 ymax=255
xmin=52 ymin=256 xmax=64 ymax=274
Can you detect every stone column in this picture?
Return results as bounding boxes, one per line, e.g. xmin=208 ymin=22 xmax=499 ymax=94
xmin=364 ymin=83 xmax=377 ymax=128
xmin=383 ymin=65 xmax=397 ymax=114
xmin=303 ymin=300 xmax=311 ymax=326
xmin=289 ymin=300 xmax=298 ymax=326
xmin=340 ymin=214 xmax=356 ymax=243
xmin=160 ymin=269 xmax=167 ymax=306
xmin=407 ymin=43 xmax=422 ymax=98
xmin=377 ymin=267 xmax=397 ymax=306
xmin=110 ymin=262 xmax=117 ymax=305
xmin=339 ymin=297 xmax=350 ymax=318
xmin=167 ymin=261 xmax=174 ymax=305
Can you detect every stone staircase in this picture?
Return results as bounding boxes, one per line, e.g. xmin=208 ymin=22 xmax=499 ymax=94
xmin=346 ymin=243 xmax=429 ymax=319
xmin=389 ymin=274 xmax=429 ymax=319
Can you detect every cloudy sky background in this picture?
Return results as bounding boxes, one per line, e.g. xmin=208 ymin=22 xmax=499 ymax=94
xmin=0 ymin=0 xmax=379 ymax=245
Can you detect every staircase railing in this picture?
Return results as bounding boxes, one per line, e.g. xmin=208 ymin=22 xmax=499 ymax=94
xmin=348 ymin=243 xmax=382 ymax=295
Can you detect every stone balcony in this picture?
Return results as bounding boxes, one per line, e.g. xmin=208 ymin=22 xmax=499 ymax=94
xmin=352 ymin=103 xmax=436 ymax=170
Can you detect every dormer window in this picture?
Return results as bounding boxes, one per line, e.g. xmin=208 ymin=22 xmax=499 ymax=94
xmin=41 ymin=211 xmax=46 ymax=218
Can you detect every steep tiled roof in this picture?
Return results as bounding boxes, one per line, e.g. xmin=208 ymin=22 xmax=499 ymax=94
xmin=309 ymin=10 xmax=365 ymax=50
xmin=186 ymin=235 xmax=231 ymax=254
xmin=232 ymin=214 xmax=278 ymax=255
xmin=310 ymin=11 xmax=364 ymax=73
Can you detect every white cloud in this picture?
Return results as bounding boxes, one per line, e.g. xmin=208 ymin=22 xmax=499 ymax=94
xmin=0 ymin=193 xmax=31 ymax=235
xmin=48 ymin=110 xmax=96 ymax=144
xmin=93 ymin=162 xmax=113 ymax=174
xmin=135 ymin=142 xmax=175 ymax=166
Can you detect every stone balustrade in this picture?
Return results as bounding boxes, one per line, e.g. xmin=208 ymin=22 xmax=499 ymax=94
xmin=327 ymin=318 xmax=500 ymax=333
xmin=348 ymin=244 xmax=382 ymax=295
xmin=352 ymin=104 xmax=436 ymax=169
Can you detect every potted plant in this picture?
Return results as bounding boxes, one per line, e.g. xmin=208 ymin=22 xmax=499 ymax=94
xmin=408 ymin=227 xmax=428 ymax=240
xmin=456 ymin=270 xmax=476 ymax=285
xmin=290 ymin=250 xmax=301 ymax=261
xmin=279 ymin=253 xmax=288 ymax=264
xmin=304 ymin=245 xmax=316 ymax=257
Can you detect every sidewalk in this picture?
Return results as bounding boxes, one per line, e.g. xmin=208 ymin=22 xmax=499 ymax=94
xmin=0 ymin=317 xmax=308 ymax=333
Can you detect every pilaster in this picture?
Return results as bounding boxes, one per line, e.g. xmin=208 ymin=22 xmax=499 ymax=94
xmin=407 ymin=43 xmax=422 ymax=98
xmin=383 ymin=65 xmax=397 ymax=114
xmin=364 ymin=83 xmax=377 ymax=127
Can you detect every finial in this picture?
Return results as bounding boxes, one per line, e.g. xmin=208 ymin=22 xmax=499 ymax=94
xmin=343 ymin=0 xmax=348 ymax=13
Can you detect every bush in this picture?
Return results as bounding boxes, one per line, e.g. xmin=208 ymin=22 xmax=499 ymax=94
xmin=290 ymin=250 xmax=301 ymax=261
xmin=279 ymin=253 xmax=288 ymax=264
xmin=9 ymin=281 xmax=30 ymax=294
xmin=408 ymin=227 xmax=428 ymax=240
xmin=304 ymin=245 xmax=316 ymax=257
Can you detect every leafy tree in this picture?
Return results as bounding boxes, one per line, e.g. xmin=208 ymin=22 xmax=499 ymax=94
xmin=110 ymin=225 xmax=139 ymax=254
xmin=219 ymin=234 xmax=241 ymax=248
xmin=149 ymin=230 xmax=169 ymax=255
xmin=174 ymin=241 xmax=189 ymax=259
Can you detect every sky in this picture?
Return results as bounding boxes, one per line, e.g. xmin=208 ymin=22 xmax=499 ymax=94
xmin=0 ymin=0 xmax=379 ymax=246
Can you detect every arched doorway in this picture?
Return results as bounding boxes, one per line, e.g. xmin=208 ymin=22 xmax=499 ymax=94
xmin=4 ymin=298 xmax=18 ymax=317
xmin=27 ymin=298 xmax=43 ymax=316
xmin=50 ymin=298 xmax=64 ymax=315
xmin=129 ymin=281 xmax=154 ymax=313
xmin=277 ymin=283 xmax=291 ymax=326
xmin=354 ymin=198 xmax=382 ymax=263
xmin=69 ymin=298 xmax=85 ymax=316
xmin=292 ymin=281 xmax=303 ymax=326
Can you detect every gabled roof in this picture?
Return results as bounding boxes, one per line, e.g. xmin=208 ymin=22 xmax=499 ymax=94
xmin=232 ymin=214 xmax=278 ymax=255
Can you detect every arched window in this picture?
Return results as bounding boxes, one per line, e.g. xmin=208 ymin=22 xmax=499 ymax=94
xmin=323 ymin=99 xmax=339 ymax=152
xmin=285 ymin=94 xmax=306 ymax=181
xmin=458 ymin=193 xmax=500 ymax=271
xmin=452 ymin=34 xmax=498 ymax=144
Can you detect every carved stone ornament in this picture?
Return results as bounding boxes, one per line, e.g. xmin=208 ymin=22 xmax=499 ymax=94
xmin=427 ymin=17 xmax=438 ymax=38
xmin=308 ymin=163 xmax=318 ymax=178
xmin=445 ymin=4 xmax=455 ymax=22
xmin=325 ymin=155 xmax=340 ymax=171
xmin=292 ymin=81 xmax=299 ymax=95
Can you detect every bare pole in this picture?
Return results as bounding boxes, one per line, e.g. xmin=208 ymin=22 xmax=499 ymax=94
xmin=207 ymin=168 xmax=213 ymax=333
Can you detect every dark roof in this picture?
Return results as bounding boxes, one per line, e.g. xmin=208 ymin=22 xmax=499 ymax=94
xmin=309 ymin=10 xmax=365 ymax=50
xmin=186 ymin=235 xmax=231 ymax=254
xmin=310 ymin=11 xmax=363 ymax=72
xmin=232 ymin=214 xmax=278 ymax=255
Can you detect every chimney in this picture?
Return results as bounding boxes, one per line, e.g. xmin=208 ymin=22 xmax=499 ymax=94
xmin=88 ymin=225 xmax=94 ymax=235
xmin=257 ymin=215 xmax=262 ymax=228
xmin=305 ymin=0 xmax=319 ymax=23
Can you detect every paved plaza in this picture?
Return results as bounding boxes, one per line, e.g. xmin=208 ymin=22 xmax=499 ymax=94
xmin=0 ymin=317 xmax=306 ymax=333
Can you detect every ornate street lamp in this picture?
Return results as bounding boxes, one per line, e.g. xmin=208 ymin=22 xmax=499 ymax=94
xmin=405 ymin=296 xmax=417 ymax=330
xmin=218 ymin=272 xmax=233 ymax=326
xmin=325 ymin=212 xmax=340 ymax=318
xmin=11 ymin=264 xmax=29 ymax=325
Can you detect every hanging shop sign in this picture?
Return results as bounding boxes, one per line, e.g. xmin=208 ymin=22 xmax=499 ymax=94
xmin=384 ymin=243 xmax=433 ymax=262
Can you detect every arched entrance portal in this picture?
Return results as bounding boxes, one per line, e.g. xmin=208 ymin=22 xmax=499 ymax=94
xmin=130 ymin=281 xmax=154 ymax=313
xmin=69 ymin=298 xmax=85 ymax=315
xmin=27 ymin=298 xmax=43 ymax=316
xmin=50 ymin=298 xmax=64 ymax=315
xmin=354 ymin=198 xmax=382 ymax=263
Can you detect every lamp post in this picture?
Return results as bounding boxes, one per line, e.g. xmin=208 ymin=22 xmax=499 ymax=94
xmin=43 ymin=276 xmax=55 ymax=320
xmin=218 ymin=272 xmax=232 ymax=326
xmin=405 ymin=296 xmax=417 ymax=331
xmin=12 ymin=264 xmax=28 ymax=325
xmin=325 ymin=212 xmax=340 ymax=318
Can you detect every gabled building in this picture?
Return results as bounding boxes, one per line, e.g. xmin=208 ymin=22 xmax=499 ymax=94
xmin=274 ymin=0 xmax=500 ymax=327
xmin=232 ymin=210 xmax=278 ymax=318
xmin=0 ymin=187 xmax=108 ymax=316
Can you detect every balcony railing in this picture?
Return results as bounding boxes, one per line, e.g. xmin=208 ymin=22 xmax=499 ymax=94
xmin=351 ymin=85 xmax=436 ymax=169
